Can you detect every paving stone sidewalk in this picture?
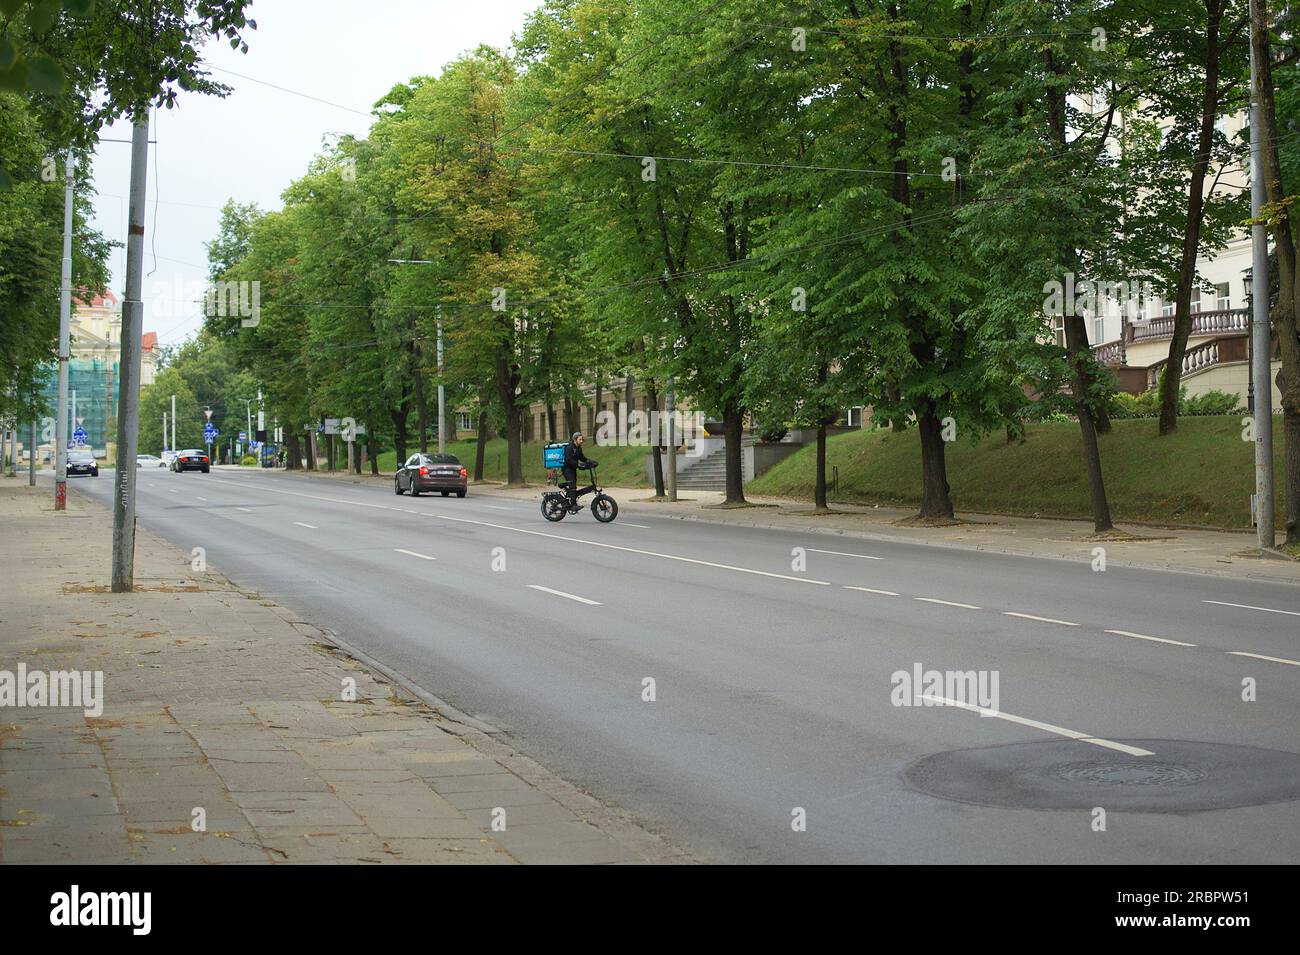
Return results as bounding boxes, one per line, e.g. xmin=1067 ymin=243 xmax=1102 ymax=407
xmin=0 ymin=482 xmax=685 ymax=864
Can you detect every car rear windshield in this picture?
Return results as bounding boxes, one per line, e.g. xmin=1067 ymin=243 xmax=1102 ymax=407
xmin=180 ymin=450 xmax=205 ymax=456
xmin=69 ymin=451 xmax=93 ymax=461
xmin=424 ymin=454 xmax=460 ymax=465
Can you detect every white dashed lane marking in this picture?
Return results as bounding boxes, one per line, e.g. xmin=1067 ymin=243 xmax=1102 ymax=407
xmin=919 ymin=694 xmax=1154 ymax=757
xmin=1003 ymin=612 xmax=1078 ymax=627
xmin=1106 ymin=629 xmax=1196 ymax=648
xmin=1203 ymin=599 xmax=1300 ymax=618
xmin=844 ymin=586 xmax=900 ymax=596
xmin=1227 ymin=651 xmax=1300 ymax=667
xmin=528 ymin=585 xmax=601 ymax=606
xmin=394 ymin=549 xmax=436 ymax=561
xmin=808 ymin=548 xmax=883 ymax=560
xmin=915 ymin=597 xmax=981 ymax=610
xmin=293 ymin=522 xmax=317 ymax=529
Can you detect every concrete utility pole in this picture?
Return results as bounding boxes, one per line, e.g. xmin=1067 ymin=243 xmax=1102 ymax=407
xmin=111 ymin=115 xmax=150 ymax=593
xmin=666 ymin=376 xmax=677 ymax=502
xmin=29 ymin=420 xmax=35 ymax=486
xmin=170 ymin=393 xmax=176 ymax=453
xmin=436 ymin=316 xmax=445 ymax=455
xmin=54 ymin=151 xmax=74 ymax=510
xmin=1249 ymin=6 xmax=1276 ymax=550
xmin=162 ymin=410 xmax=167 ymax=453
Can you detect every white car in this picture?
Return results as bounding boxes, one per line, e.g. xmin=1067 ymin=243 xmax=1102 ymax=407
xmin=137 ymin=454 xmax=167 ymax=468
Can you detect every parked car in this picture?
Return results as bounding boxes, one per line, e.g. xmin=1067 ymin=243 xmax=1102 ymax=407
xmin=65 ymin=449 xmax=98 ymax=477
xmin=171 ymin=449 xmax=210 ymax=473
xmin=136 ymin=454 xmax=166 ymax=468
xmin=394 ymin=453 xmax=467 ymax=497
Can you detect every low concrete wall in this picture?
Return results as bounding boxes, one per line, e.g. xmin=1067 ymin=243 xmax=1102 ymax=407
xmin=743 ymin=442 xmax=803 ymax=481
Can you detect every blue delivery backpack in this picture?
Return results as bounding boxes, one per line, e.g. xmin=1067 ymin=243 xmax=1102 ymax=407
xmin=543 ymin=442 xmax=566 ymax=468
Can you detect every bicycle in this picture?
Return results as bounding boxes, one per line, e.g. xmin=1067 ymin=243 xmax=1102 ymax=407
xmin=541 ymin=463 xmax=618 ymax=523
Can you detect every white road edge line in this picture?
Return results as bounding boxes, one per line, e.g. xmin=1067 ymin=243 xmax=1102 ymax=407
xmin=918 ymin=694 xmax=1154 ymax=757
xmin=619 ymin=522 xmax=651 ymax=528
xmin=1105 ymin=629 xmax=1196 ymax=648
xmin=844 ymin=585 xmax=900 ymax=596
xmin=196 ymin=496 xmax=207 ymax=501
xmin=236 ymin=506 xmax=252 ymax=512
xmin=206 ymin=476 xmax=833 ymax=586
xmin=293 ymin=522 xmax=318 ymax=529
xmin=1226 ymin=650 xmax=1300 ymax=667
xmin=528 ymin=584 xmax=601 ymax=606
xmin=394 ymin=548 xmax=436 ymax=561
xmin=1203 ymin=599 xmax=1300 ymax=618
xmin=914 ymin=597 xmax=981 ymax=610
xmin=1002 ymin=611 xmax=1078 ymax=627
xmin=483 ymin=505 xmax=513 ymax=511
xmin=808 ymin=548 xmax=883 ymax=560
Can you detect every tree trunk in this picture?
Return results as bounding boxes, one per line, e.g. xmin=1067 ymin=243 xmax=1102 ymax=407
xmin=546 ymin=403 xmax=556 ymax=442
xmin=412 ymin=370 xmax=429 ymax=453
xmin=814 ymin=422 xmax=828 ymax=510
xmin=623 ymin=372 xmax=634 ymax=443
xmin=1065 ymin=314 xmax=1115 ymax=532
xmin=367 ymin=433 xmax=379 ymax=475
xmin=304 ymin=432 xmax=316 ymax=471
xmin=474 ymin=409 xmax=489 ymax=482
xmin=592 ymin=372 xmax=603 ymax=435
xmin=1252 ymin=0 xmax=1300 ymax=544
xmin=285 ymin=432 xmax=302 ymax=470
xmin=722 ymin=403 xmax=746 ymax=505
xmin=647 ymin=380 xmax=664 ymax=496
xmin=1160 ymin=0 xmax=1224 ymax=436
xmin=915 ymin=400 xmax=954 ymax=519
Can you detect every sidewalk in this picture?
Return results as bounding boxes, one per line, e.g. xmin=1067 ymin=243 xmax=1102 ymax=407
xmin=271 ymin=466 xmax=1300 ymax=585
xmin=0 ymin=481 xmax=686 ymax=864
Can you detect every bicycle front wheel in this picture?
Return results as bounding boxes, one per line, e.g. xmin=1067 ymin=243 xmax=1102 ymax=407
xmin=592 ymin=494 xmax=618 ymax=523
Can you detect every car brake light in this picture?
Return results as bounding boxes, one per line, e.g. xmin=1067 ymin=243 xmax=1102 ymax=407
xmin=201 ymin=457 xmax=208 ymax=463
xmin=419 ymin=466 xmax=428 ymax=476
xmin=459 ymin=467 xmax=467 ymax=477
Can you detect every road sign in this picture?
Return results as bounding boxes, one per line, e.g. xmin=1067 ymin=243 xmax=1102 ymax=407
xmin=204 ymin=423 xmax=218 ymax=443
xmin=239 ymin=431 xmax=247 ymax=441
xmin=204 ymin=409 xmax=213 ymax=421
xmin=72 ymin=427 xmax=88 ymax=446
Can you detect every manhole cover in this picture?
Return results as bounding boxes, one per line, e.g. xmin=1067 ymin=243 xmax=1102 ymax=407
xmin=904 ymin=740 xmax=1300 ymax=812
xmin=1050 ymin=761 xmax=1206 ymax=788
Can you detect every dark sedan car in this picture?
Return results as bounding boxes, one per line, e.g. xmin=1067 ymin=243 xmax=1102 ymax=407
xmin=394 ymin=453 xmax=467 ymax=497
xmin=65 ymin=449 xmax=98 ymax=477
xmin=172 ymin=449 xmax=210 ymax=473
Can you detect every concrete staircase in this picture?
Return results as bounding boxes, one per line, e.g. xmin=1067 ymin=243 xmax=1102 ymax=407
xmin=674 ymin=445 xmax=736 ymax=490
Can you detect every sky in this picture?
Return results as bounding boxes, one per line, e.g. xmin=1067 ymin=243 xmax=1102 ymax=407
xmin=87 ymin=0 xmax=543 ymax=348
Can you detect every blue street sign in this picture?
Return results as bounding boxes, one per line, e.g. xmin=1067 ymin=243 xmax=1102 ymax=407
xmin=72 ymin=427 xmax=88 ymax=445
xmin=238 ymin=431 xmax=247 ymax=441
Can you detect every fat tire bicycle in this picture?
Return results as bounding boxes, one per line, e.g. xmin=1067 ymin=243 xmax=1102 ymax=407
xmin=541 ymin=463 xmax=618 ymax=523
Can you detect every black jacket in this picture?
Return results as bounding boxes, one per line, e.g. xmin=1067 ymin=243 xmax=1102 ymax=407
xmin=562 ymin=441 xmax=589 ymax=472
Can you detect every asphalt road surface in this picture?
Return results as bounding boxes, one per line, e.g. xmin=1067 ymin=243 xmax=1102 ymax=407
xmin=70 ymin=467 xmax=1300 ymax=863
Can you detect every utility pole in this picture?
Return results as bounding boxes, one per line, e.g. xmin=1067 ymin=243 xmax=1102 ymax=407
xmin=666 ymin=376 xmax=677 ymax=502
xmin=1249 ymin=2 xmax=1276 ymax=551
xmin=28 ymin=419 xmax=35 ymax=486
xmin=170 ymin=393 xmax=176 ymax=453
xmin=110 ymin=115 xmax=150 ymax=593
xmin=162 ymin=410 xmax=167 ymax=453
xmin=54 ymin=151 xmax=74 ymax=510
xmin=436 ymin=315 xmax=445 ymax=455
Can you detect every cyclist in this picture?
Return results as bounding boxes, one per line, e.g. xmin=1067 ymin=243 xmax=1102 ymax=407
xmin=562 ymin=431 xmax=596 ymax=511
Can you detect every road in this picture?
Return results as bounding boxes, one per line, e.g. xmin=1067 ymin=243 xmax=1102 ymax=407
xmin=71 ymin=466 xmax=1300 ymax=863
